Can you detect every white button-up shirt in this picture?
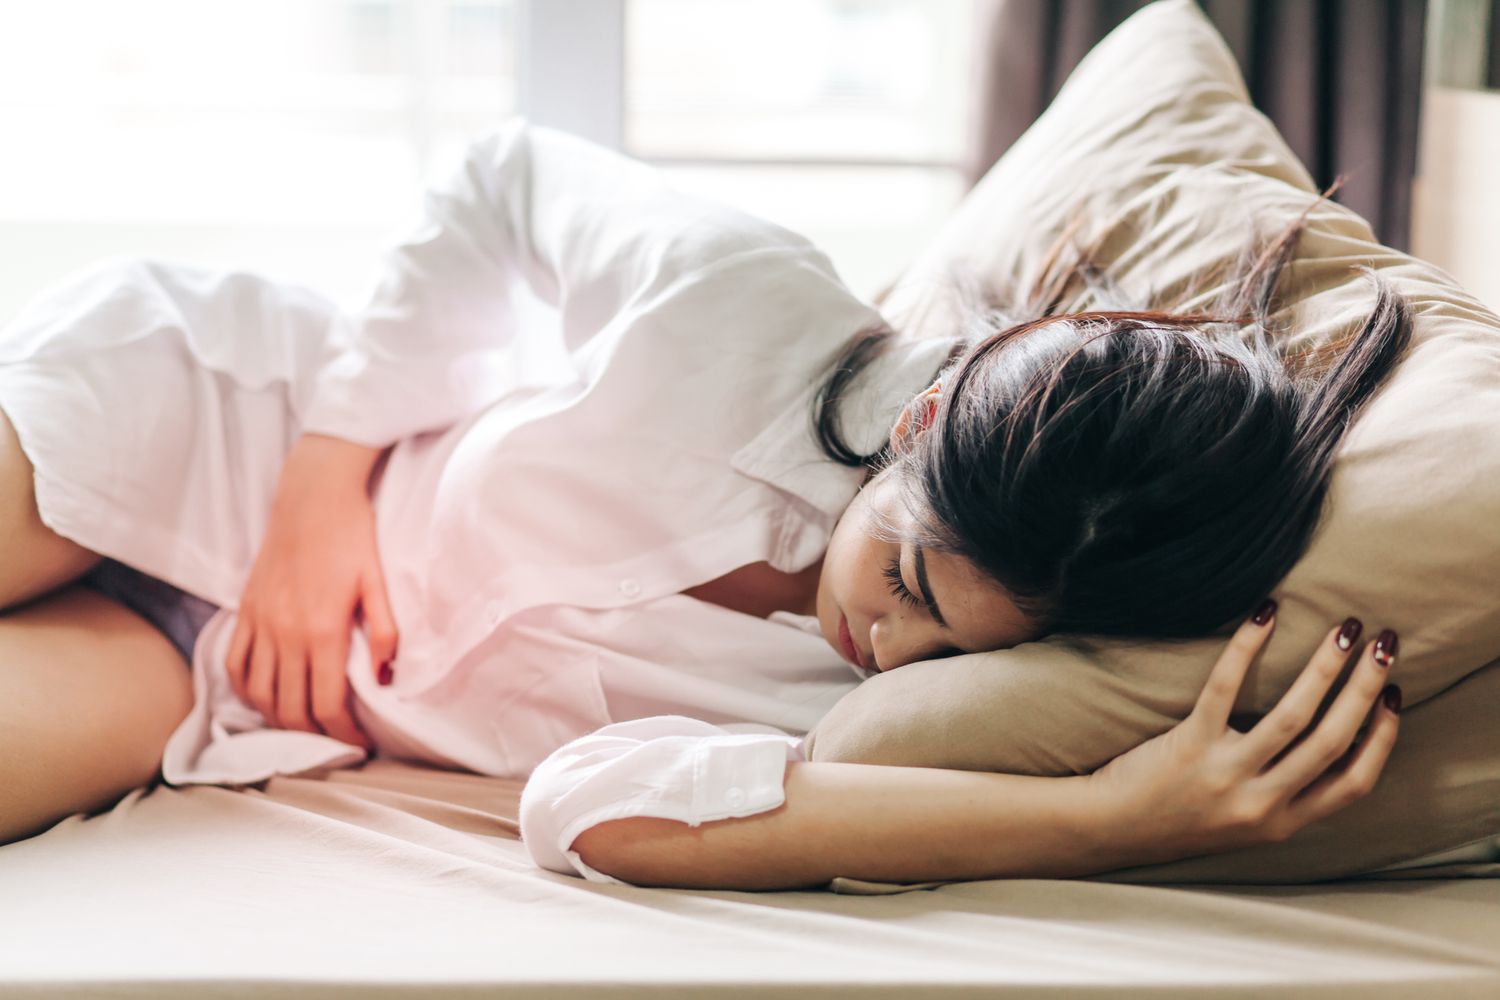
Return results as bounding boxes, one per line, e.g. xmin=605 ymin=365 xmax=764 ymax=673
xmin=0 ymin=120 xmax=950 ymax=882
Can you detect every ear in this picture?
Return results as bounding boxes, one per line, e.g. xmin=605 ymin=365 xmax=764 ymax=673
xmin=888 ymin=381 xmax=943 ymax=456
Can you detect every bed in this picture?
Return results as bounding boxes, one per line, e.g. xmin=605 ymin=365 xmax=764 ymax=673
xmin=0 ymin=760 xmax=1496 ymax=998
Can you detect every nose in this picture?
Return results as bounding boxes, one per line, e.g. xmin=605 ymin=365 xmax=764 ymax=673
xmin=870 ymin=616 xmax=959 ymax=672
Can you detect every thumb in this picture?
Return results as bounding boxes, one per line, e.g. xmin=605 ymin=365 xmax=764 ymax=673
xmin=360 ymin=566 xmax=400 ymax=672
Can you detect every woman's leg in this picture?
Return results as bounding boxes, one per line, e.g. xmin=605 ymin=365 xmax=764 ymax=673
xmin=0 ymin=583 xmax=195 ymax=846
xmin=0 ymin=402 xmax=103 ymax=612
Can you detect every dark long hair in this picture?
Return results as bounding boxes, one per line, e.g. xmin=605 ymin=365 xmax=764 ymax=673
xmin=810 ymin=193 xmax=1413 ymax=640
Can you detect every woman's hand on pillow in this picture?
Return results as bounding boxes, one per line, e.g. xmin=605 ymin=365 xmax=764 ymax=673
xmin=1087 ymin=606 xmax=1402 ymax=866
xmin=223 ymin=434 xmax=400 ymax=751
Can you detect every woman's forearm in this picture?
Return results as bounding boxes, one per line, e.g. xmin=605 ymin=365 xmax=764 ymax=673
xmin=569 ymin=761 xmax=1136 ymax=891
xmin=280 ymin=432 xmax=389 ymax=497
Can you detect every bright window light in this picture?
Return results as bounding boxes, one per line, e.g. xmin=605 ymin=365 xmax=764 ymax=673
xmin=625 ymin=0 xmax=979 ymax=297
xmin=0 ymin=0 xmax=516 ymax=313
xmin=0 ymin=0 xmax=976 ymax=316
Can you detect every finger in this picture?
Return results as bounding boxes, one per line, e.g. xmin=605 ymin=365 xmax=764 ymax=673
xmin=1283 ymin=684 xmax=1401 ymax=829
xmin=309 ymin=636 xmax=372 ymax=751
xmin=1239 ymin=617 xmax=1361 ymax=772
xmin=360 ymin=566 xmax=400 ymax=673
xmin=1261 ymin=631 xmax=1397 ymax=798
xmin=1191 ymin=599 xmax=1277 ymax=734
xmin=274 ymin=636 xmax=318 ymax=735
xmin=245 ymin=628 xmax=280 ymax=728
xmin=225 ymin=612 xmax=254 ymax=704
xmin=326 ymin=601 xmax=355 ymax=702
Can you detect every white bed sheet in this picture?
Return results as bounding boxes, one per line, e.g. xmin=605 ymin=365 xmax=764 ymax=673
xmin=1 ymin=757 xmax=1496 ymax=999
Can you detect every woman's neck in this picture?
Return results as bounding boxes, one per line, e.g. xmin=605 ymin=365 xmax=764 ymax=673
xmin=682 ymin=556 xmax=822 ymax=619
xmin=785 ymin=554 xmax=822 ymax=616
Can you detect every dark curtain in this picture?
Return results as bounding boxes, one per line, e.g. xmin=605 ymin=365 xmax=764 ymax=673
xmin=967 ymin=0 xmax=1429 ymax=250
xmin=1490 ymin=0 xmax=1500 ymax=88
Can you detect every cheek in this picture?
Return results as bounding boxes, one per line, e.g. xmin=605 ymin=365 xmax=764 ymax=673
xmin=821 ymin=517 xmax=865 ymax=600
xmin=837 ymin=541 xmax=890 ymax=613
xmin=824 ymin=489 xmax=891 ymax=606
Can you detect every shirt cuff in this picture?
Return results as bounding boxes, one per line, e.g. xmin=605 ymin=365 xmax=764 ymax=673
xmin=518 ymin=715 xmax=802 ymax=886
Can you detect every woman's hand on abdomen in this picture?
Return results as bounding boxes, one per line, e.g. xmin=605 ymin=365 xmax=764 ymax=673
xmin=223 ymin=433 xmax=400 ymax=750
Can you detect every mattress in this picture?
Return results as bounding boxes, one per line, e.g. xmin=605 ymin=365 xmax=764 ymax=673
xmin=2 ymin=758 xmax=1497 ymax=998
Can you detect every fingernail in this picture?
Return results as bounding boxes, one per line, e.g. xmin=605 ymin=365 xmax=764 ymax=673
xmin=1251 ymin=598 xmax=1277 ymax=625
xmin=1382 ymin=684 xmax=1402 ymax=714
xmin=377 ymin=661 xmax=394 ymax=686
xmin=1373 ymin=629 xmax=1398 ymax=667
xmin=1336 ymin=617 xmax=1363 ymax=651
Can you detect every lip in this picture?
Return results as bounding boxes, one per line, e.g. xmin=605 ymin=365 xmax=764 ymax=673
xmin=838 ymin=613 xmax=871 ymax=671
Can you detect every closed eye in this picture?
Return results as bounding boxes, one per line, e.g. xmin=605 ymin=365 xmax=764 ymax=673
xmin=881 ymin=557 xmax=923 ymax=610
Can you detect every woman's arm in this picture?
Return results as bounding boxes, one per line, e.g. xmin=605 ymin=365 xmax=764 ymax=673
xmin=284 ymin=432 xmax=387 ymax=487
xmin=301 ymin=120 xmax=823 ymax=452
xmin=572 ymin=761 xmax=1115 ymax=890
xmin=568 ymin=610 xmax=1402 ymax=890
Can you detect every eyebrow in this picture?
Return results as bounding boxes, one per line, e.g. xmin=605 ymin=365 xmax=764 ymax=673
xmin=912 ymin=544 xmax=949 ymax=629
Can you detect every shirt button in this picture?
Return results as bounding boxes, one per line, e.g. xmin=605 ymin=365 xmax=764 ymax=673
xmin=724 ymin=787 xmax=746 ymax=808
xmin=618 ymin=578 xmax=642 ymax=598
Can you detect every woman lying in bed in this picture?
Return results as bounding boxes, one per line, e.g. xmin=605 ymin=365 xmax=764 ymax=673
xmin=0 ymin=122 xmax=1404 ymax=890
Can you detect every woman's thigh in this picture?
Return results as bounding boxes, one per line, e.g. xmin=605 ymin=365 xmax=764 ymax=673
xmin=0 ymin=583 xmax=194 ymax=846
xmin=0 ymin=401 xmax=102 ymax=612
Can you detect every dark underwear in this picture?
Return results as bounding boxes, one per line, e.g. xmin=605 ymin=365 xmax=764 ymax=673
xmin=77 ymin=557 xmax=222 ymax=664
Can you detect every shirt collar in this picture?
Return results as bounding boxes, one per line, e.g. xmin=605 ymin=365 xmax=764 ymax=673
xmin=729 ymin=335 xmax=956 ymax=519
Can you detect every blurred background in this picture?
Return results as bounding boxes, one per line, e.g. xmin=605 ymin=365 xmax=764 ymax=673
xmin=0 ymin=0 xmax=981 ymax=316
xmin=0 ymin=0 xmax=1494 ymax=319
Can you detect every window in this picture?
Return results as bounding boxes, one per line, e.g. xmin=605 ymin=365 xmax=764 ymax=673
xmin=1413 ymin=0 xmax=1500 ymax=311
xmin=623 ymin=0 xmax=979 ymax=299
xmin=0 ymin=0 xmax=517 ymax=315
xmin=0 ymin=0 xmax=977 ymax=317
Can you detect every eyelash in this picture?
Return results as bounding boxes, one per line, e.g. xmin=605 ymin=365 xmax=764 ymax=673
xmin=881 ymin=557 xmax=923 ymax=610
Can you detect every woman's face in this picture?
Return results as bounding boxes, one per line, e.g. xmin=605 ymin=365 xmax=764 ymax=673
xmin=813 ymin=468 xmax=1040 ymax=676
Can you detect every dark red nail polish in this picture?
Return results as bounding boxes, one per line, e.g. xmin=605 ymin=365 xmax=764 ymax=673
xmin=1373 ymin=629 xmax=1398 ymax=667
xmin=1336 ymin=617 xmax=1362 ymax=651
xmin=1251 ymin=599 xmax=1277 ymax=625
xmin=377 ymin=661 xmax=394 ymax=686
xmin=1382 ymin=684 xmax=1402 ymax=714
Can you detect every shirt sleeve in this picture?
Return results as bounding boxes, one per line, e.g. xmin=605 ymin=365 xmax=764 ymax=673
xmin=300 ymin=118 xmax=819 ymax=449
xmin=517 ymin=715 xmax=806 ymax=886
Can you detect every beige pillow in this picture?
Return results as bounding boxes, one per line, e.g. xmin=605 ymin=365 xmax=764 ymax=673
xmin=806 ymin=0 xmax=1500 ymax=887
